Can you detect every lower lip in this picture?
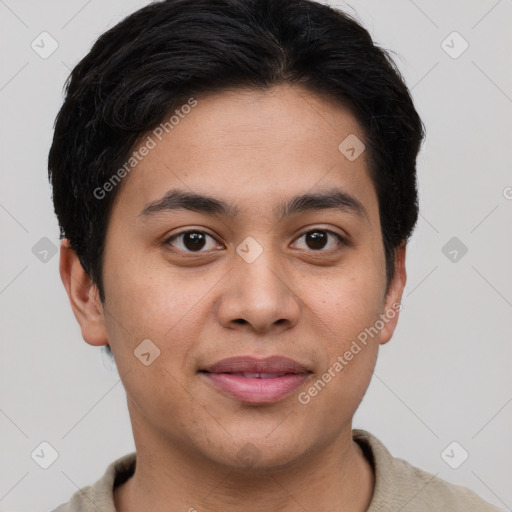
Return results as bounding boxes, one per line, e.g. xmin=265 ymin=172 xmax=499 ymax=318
xmin=201 ymin=372 xmax=310 ymax=404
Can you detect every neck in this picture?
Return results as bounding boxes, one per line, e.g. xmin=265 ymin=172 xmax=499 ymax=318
xmin=114 ymin=423 xmax=375 ymax=512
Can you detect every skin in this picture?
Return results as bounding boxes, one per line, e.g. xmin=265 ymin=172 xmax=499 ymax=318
xmin=60 ymin=83 xmax=406 ymax=512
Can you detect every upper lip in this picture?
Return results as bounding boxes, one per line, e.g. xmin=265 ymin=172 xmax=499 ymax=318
xmin=201 ymin=356 xmax=310 ymax=374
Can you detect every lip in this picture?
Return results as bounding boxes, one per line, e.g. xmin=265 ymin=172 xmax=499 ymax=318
xmin=200 ymin=356 xmax=312 ymax=404
xmin=202 ymin=355 xmax=309 ymax=374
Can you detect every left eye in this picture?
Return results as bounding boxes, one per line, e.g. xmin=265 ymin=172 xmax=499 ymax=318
xmin=164 ymin=231 xmax=220 ymax=252
xmin=292 ymin=229 xmax=345 ymax=251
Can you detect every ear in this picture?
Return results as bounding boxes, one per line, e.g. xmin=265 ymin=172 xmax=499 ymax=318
xmin=59 ymin=239 xmax=109 ymax=347
xmin=379 ymin=242 xmax=407 ymax=346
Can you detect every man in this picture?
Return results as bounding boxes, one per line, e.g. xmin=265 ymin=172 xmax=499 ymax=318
xmin=49 ymin=0 xmax=501 ymax=510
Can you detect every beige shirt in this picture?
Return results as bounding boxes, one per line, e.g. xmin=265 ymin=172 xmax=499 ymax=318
xmin=51 ymin=429 xmax=502 ymax=511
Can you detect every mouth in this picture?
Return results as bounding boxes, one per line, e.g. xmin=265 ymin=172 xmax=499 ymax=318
xmin=199 ymin=356 xmax=312 ymax=404
xmin=207 ymin=371 xmax=291 ymax=378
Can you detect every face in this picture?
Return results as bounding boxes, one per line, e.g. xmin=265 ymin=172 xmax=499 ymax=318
xmin=66 ymin=83 xmax=406 ymax=469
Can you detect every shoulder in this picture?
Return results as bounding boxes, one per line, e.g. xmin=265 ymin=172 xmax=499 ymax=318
xmin=50 ymin=487 xmax=94 ymax=512
xmin=50 ymin=452 xmax=137 ymax=512
xmin=353 ymin=429 xmax=503 ymax=512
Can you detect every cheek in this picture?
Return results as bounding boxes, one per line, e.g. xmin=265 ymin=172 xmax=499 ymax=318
xmin=304 ymin=259 xmax=385 ymax=340
xmin=294 ymin=256 xmax=384 ymax=396
xmin=310 ymin=292 xmax=381 ymax=385
xmin=296 ymin=272 xmax=382 ymax=430
xmin=101 ymin=255 xmax=220 ymax=363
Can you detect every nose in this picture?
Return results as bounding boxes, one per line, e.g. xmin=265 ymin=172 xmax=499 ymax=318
xmin=215 ymin=247 xmax=301 ymax=335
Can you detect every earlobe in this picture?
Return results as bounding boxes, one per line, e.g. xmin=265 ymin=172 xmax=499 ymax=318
xmin=379 ymin=242 xmax=407 ymax=345
xmin=59 ymin=239 xmax=109 ymax=347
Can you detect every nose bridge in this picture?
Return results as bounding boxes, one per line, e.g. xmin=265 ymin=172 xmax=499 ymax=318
xmin=238 ymin=252 xmax=286 ymax=299
xmin=216 ymin=240 xmax=300 ymax=332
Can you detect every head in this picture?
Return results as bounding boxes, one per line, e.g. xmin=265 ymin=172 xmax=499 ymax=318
xmin=50 ymin=0 xmax=423 ymax=470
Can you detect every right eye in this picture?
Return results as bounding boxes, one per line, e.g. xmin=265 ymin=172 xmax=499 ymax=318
xmin=163 ymin=230 xmax=223 ymax=253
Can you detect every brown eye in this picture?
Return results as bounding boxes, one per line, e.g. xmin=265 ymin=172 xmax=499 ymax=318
xmin=165 ymin=231 xmax=220 ymax=252
xmin=293 ymin=229 xmax=345 ymax=251
xmin=305 ymin=231 xmax=328 ymax=250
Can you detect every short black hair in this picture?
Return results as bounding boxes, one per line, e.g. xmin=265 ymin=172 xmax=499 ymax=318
xmin=49 ymin=0 xmax=424 ymax=306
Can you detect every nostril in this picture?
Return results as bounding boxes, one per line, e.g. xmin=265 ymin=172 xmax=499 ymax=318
xmin=234 ymin=318 xmax=248 ymax=324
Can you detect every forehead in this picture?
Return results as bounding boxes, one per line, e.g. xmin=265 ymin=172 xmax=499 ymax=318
xmin=109 ymin=84 xmax=378 ymax=224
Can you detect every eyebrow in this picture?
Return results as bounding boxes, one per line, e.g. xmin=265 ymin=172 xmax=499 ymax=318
xmin=138 ymin=188 xmax=369 ymax=223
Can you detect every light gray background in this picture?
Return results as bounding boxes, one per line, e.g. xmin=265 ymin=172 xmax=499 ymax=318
xmin=1 ymin=0 xmax=511 ymax=511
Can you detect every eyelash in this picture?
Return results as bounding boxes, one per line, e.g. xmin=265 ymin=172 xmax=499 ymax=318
xmin=163 ymin=228 xmax=347 ymax=254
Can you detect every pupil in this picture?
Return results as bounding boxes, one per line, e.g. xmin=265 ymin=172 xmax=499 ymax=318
xmin=184 ymin=232 xmax=206 ymax=251
xmin=307 ymin=231 xmax=327 ymax=250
